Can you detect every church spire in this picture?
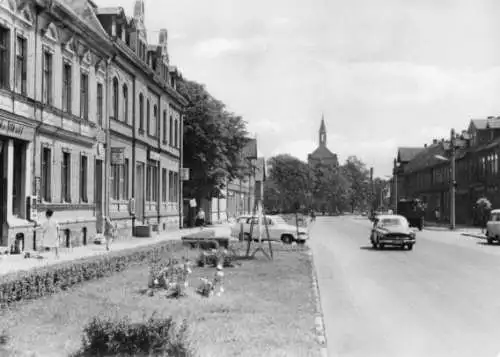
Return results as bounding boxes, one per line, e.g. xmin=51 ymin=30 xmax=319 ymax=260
xmin=319 ymin=114 xmax=327 ymax=147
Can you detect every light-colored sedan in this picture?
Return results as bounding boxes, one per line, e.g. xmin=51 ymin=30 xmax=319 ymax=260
xmin=231 ymin=215 xmax=309 ymax=244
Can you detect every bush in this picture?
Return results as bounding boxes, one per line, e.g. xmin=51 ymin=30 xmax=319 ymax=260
xmin=0 ymin=241 xmax=184 ymax=308
xmin=75 ymin=313 xmax=194 ymax=357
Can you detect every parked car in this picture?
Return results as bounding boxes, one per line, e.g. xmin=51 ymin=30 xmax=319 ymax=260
xmin=230 ymin=215 xmax=253 ymax=238
xmin=231 ymin=215 xmax=309 ymax=244
xmin=486 ymin=209 xmax=500 ymax=244
xmin=370 ymin=214 xmax=416 ymax=250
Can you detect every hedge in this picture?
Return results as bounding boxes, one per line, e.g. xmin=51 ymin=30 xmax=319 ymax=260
xmin=0 ymin=240 xmax=185 ymax=308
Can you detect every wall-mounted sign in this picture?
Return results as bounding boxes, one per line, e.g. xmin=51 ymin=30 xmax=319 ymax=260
xmin=181 ymin=168 xmax=190 ymax=181
xmin=149 ymin=150 xmax=160 ymax=161
xmin=111 ymin=147 xmax=125 ymax=165
xmin=0 ymin=118 xmax=34 ymax=141
xmin=34 ymin=176 xmax=41 ymax=202
xmin=97 ymin=143 xmax=104 ymax=157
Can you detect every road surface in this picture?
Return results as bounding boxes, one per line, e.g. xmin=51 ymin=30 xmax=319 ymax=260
xmin=310 ymin=215 xmax=500 ymax=357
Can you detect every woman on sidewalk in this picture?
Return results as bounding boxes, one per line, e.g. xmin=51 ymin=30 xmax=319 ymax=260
xmin=38 ymin=209 xmax=61 ymax=259
xmin=104 ymin=216 xmax=117 ymax=251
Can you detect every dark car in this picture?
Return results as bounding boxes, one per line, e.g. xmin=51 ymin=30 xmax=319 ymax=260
xmin=370 ymin=214 xmax=416 ymax=250
xmin=397 ymin=199 xmax=426 ymax=231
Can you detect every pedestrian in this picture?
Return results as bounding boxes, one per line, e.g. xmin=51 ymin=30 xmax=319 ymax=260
xmin=39 ymin=209 xmax=60 ymax=259
xmin=434 ymin=207 xmax=440 ymax=222
xmin=104 ymin=216 xmax=116 ymax=251
xmin=195 ymin=208 xmax=206 ymax=228
xmin=310 ymin=210 xmax=316 ymax=223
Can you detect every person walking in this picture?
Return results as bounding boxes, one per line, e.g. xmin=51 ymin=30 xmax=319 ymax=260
xmin=310 ymin=209 xmax=316 ymax=223
xmin=104 ymin=216 xmax=117 ymax=251
xmin=39 ymin=209 xmax=60 ymax=259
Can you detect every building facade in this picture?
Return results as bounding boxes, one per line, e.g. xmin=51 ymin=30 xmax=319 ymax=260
xmin=94 ymin=0 xmax=187 ymax=236
xmin=393 ymin=117 xmax=500 ymax=225
xmin=0 ymin=0 xmax=116 ymax=251
xmin=0 ymin=0 xmax=186 ymax=252
xmin=308 ymin=116 xmax=338 ymax=167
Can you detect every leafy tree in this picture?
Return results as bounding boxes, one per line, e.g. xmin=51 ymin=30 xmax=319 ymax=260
xmin=177 ymin=78 xmax=249 ymax=203
xmin=342 ymin=156 xmax=370 ymax=212
xmin=310 ymin=162 xmax=350 ymax=214
xmin=264 ymin=154 xmax=311 ymax=212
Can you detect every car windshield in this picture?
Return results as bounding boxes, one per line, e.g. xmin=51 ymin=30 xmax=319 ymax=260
xmin=380 ymin=218 xmax=407 ymax=227
xmin=490 ymin=213 xmax=500 ymax=222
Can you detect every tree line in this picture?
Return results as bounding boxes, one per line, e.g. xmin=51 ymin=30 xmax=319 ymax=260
xmin=264 ymin=154 xmax=386 ymax=214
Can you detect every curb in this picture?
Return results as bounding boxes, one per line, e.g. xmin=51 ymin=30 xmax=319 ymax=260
xmin=308 ymin=251 xmax=328 ymax=357
xmin=461 ymin=233 xmax=486 ymax=239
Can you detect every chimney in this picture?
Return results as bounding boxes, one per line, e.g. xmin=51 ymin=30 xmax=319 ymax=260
xmin=424 ymin=144 xmax=427 ymax=148
xmin=432 ymin=139 xmax=438 ymax=144
xmin=488 ymin=116 xmax=495 ymax=119
xmin=159 ymin=29 xmax=168 ymax=45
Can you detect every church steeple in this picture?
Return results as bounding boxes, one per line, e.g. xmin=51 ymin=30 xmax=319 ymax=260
xmin=319 ymin=114 xmax=327 ymax=147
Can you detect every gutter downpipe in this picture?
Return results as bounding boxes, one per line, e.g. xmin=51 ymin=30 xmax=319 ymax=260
xmin=131 ymin=64 xmax=136 ymax=236
xmin=179 ymin=108 xmax=184 ymax=229
xmin=104 ymin=55 xmax=115 ymax=220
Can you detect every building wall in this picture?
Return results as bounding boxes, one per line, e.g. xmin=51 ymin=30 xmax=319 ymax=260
xmin=0 ymin=0 xmax=112 ymax=251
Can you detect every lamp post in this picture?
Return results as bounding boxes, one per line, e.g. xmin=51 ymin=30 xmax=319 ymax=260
xmin=434 ymin=128 xmax=456 ymax=230
xmin=392 ymin=159 xmax=398 ymax=214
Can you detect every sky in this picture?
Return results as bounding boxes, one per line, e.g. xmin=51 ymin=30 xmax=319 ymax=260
xmin=97 ymin=0 xmax=500 ymax=177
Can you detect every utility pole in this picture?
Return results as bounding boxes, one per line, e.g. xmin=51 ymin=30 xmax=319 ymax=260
xmin=370 ymin=167 xmax=374 ymax=213
xmin=450 ymin=128 xmax=456 ymax=230
xmin=393 ymin=158 xmax=398 ymax=214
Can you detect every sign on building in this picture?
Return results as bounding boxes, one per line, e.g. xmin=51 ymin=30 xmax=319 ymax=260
xmin=111 ymin=147 xmax=125 ymax=165
xmin=148 ymin=150 xmax=160 ymax=161
xmin=181 ymin=168 xmax=190 ymax=181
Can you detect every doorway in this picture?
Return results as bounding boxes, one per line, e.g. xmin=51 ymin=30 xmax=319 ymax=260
xmin=95 ymin=159 xmax=103 ymax=233
xmin=135 ymin=162 xmax=145 ymax=223
xmin=0 ymin=140 xmax=4 ymax=244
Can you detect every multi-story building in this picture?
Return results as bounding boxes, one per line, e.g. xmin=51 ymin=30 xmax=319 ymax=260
xmin=0 ymin=0 xmax=115 ymax=251
xmin=393 ymin=116 xmax=500 ymax=225
xmin=94 ymin=0 xmax=187 ymax=235
xmin=0 ymin=0 xmax=187 ymax=253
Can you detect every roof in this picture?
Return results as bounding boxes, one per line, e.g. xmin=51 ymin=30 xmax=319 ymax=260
xmin=59 ymin=0 xmax=109 ymax=37
xmin=376 ymin=214 xmax=406 ymax=220
xmin=309 ymin=145 xmax=337 ymax=160
xmin=403 ymin=143 xmax=448 ymax=173
xmin=397 ymin=147 xmax=424 ymax=163
xmin=470 ymin=117 xmax=500 ymax=130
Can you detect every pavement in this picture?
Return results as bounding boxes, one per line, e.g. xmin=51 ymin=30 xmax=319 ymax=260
xmin=0 ymin=224 xmax=232 ymax=276
xmin=310 ymin=215 xmax=500 ymax=357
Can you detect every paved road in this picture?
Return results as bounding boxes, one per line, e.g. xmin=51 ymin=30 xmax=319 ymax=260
xmin=310 ymin=216 xmax=500 ymax=357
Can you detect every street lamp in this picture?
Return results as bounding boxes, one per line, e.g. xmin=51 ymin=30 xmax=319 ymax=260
xmin=434 ymin=128 xmax=457 ymax=230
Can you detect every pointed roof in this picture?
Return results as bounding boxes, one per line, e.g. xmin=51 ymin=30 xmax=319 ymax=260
xmin=397 ymin=147 xmax=424 ymax=163
xmin=309 ymin=145 xmax=337 ymax=160
xmin=320 ymin=114 xmax=326 ymax=132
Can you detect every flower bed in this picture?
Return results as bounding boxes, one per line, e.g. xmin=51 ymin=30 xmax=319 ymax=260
xmin=0 ymin=240 xmax=184 ymax=308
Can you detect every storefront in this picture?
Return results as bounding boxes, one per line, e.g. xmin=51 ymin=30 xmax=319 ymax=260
xmin=0 ymin=116 xmax=35 ymax=251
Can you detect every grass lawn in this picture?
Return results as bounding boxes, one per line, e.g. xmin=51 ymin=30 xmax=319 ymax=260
xmin=1 ymin=244 xmax=320 ymax=357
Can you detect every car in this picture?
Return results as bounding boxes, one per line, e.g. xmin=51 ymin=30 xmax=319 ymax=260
xmin=486 ymin=209 xmax=500 ymax=244
xmin=232 ymin=215 xmax=309 ymax=244
xmin=230 ymin=215 xmax=253 ymax=238
xmin=370 ymin=214 xmax=416 ymax=250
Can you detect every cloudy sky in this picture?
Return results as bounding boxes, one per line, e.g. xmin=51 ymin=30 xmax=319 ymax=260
xmin=97 ymin=0 xmax=500 ymax=177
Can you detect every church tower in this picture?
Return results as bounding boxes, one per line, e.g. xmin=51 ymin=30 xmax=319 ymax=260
xmin=308 ymin=114 xmax=339 ymax=167
xmin=319 ymin=114 xmax=327 ymax=147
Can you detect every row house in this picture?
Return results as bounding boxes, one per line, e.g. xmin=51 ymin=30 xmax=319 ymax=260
xmin=0 ymin=0 xmax=115 ymax=251
xmin=0 ymin=0 xmax=187 ymax=253
xmin=392 ymin=116 xmax=500 ymax=225
xmin=94 ymin=0 xmax=187 ymax=235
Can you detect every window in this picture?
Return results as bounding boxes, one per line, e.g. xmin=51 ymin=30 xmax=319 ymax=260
xmin=152 ymin=105 xmax=158 ymax=137
xmin=80 ymin=155 xmax=88 ymax=202
xmin=111 ymin=159 xmax=129 ymax=200
xmin=0 ymin=26 xmax=9 ymax=89
xmin=146 ymin=100 xmax=150 ymax=134
xmin=146 ymin=161 xmax=158 ymax=201
xmin=162 ymin=110 xmax=167 ymax=143
xmin=15 ymin=36 xmax=27 ymax=94
xmin=162 ymin=168 xmax=167 ymax=202
xmin=80 ymin=72 xmax=89 ymax=119
xmin=41 ymin=147 xmax=51 ymax=202
xmin=61 ymin=151 xmax=71 ymax=202
xmin=42 ymin=51 xmax=53 ymax=105
xmin=168 ymin=171 xmax=174 ymax=202
xmin=169 ymin=115 xmax=173 ymax=145
xmin=122 ymin=85 xmax=128 ymax=123
xmin=97 ymin=83 xmax=103 ymax=126
xmin=174 ymin=119 xmax=178 ymax=148
xmin=146 ymin=164 xmax=151 ymax=201
xmin=112 ymin=77 xmax=119 ymax=119
xmin=139 ymin=93 xmax=144 ymax=132
xmin=123 ymin=159 xmax=129 ymax=199
xmin=62 ymin=62 xmax=72 ymax=113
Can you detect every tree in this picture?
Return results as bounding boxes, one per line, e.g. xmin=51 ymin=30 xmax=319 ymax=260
xmin=310 ymin=162 xmax=350 ymax=214
xmin=342 ymin=156 xmax=370 ymax=212
xmin=264 ymin=154 xmax=311 ymax=213
xmin=177 ymin=78 xmax=249 ymax=203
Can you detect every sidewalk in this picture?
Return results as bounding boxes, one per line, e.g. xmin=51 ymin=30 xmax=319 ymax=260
xmin=0 ymin=224 xmax=232 ymax=277
xmin=424 ymin=221 xmax=486 ymax=239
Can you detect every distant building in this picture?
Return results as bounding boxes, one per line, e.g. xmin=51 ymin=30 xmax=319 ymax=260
xmin=308 ymin=116 xmax=338 ymax=167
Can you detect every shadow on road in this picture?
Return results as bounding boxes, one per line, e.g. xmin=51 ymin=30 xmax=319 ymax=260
xmin=359 ymin=246 xmax=408 ymax=252
xmin=477 ymin=242 xmax=500 ymax=247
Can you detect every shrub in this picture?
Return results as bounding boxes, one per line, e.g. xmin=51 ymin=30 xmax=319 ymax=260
xmin=148 ymin=259 xmax=193 ymax=298
xmin=76 ymin=313 xmax=194 ymax=357
xmin=0 ymin=241 xmax=184 ymax=308
xmin=197 ymin=249 xmax=235 ymax=268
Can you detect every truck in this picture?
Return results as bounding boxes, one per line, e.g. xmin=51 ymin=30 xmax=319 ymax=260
xmin=397 ymin=198 xmax=426 ymax=231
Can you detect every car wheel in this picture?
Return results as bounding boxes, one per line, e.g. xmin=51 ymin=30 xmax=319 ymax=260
xmin=407 ymin=244 xmax=414 ymax=251
xmin=281 ymin=235 xmax=293 ymax=244
xmin=378 ymin=243 xmax=385 ymax=250
xmin=243 ymin=233 xmax=251 ymax=241
xmin=487 ymin=238 xmax=493 ymax=244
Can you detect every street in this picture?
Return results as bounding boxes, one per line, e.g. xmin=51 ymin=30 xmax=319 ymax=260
xmin=310 ymin=215 xmax=500 ymax=357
